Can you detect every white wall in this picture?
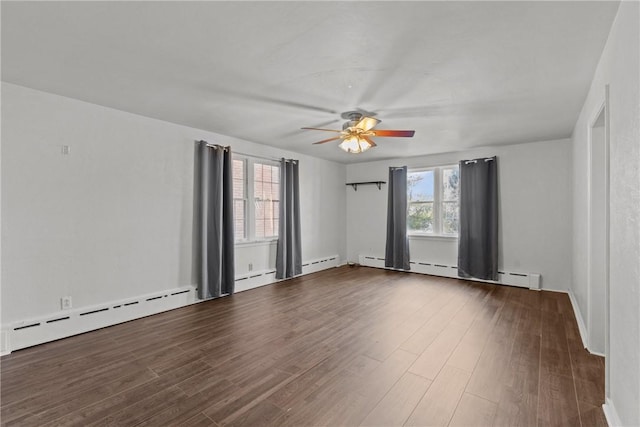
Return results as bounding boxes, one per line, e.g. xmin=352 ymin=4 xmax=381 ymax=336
xmin=346 ymin=139 xmax=573 ymax=291
xmin=571 ymin=2 xmax=640 ymax=425
xmin=1 ymin=82 xmax=346 ymax=325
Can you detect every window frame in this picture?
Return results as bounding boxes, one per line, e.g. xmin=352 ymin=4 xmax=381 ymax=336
xmin=232 ymin=157 xmax=248 ymax=242
xmin=407 ymin=164 xmax=459 ymax=238
xmin=233 ymin=155 xmax=280 ymax=244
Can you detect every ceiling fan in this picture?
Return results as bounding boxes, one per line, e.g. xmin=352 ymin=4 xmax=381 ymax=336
xmin=302 ymin=111 xmax=415 ymax=154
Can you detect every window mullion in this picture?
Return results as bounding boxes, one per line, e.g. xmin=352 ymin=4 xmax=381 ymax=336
xmin=433 ymin=167 xmax=441 ymax=234
xmin=247 ymin=158 xmax=255 ymax=241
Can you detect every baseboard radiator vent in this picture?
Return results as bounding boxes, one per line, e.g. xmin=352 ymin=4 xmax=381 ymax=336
xmin=1 ymin=254 xmax=340 ymax=355
xmin=234 ymin=255 xmax=339 ymax=293
xmin=3 ymin=286 xmax=199 ymax=355
xmin=358 ymin=255 xmax=541 ymax=290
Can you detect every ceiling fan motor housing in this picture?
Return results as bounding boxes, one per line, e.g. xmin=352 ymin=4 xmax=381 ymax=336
xmin=341 ymin=111 xmax=364 ymax=130
xmin=343 ymin=120 xmax=360 ymax=130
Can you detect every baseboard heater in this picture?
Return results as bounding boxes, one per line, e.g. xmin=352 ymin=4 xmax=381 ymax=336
xmin=234 ymin=255 xmax=339 ymax=292
xmin=1 ymin=254 xmax=340 ymax=355
xmin=358 ymin=255 xmax=541 ymax=290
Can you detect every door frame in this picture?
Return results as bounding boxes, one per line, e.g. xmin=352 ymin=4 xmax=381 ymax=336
xmin=586 ymin=85 xmax=610 ymax=397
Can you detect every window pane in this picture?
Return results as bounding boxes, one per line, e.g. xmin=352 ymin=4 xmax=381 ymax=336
xmin=442 ymin=201 xmax=459 ymax=234
xmin=255 ymin=199 xmax=264 ymax=220
xmin=264 ymin=216 xmax=274 ymax=237
xmin=442 ymin=167 xmax=459 ymax=201
xmin=254 ymin=163 xmax=264 ymax=181
xmin=232 ymin=159 xmax=246 ymax=240
xmin=408 ymin=171 xmax=434 ymax=202
xmin=253 ymin=162 xmax=280 ymax=238
xmin=255 ymin=219 xmax=265 ymax=239
xmin=233 ymin=159 xmax=244 ymax=177
xmin=408 ymin=202 xmax=433 ymax=233
xmin=264 ymin=182 xmax=274 ymax=201
xmin=232 ymin=160 xmax=244 ymax=199
xmin=233 ymin=199 xmax=246 ymax=240
xmin=254 ymin=181 xmax=263 ymax=199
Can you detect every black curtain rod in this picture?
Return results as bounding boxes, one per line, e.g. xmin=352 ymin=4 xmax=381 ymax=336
xmin=463 ymin=157 xmax=495 ymax=164
xmin=196 ymin=140 xmax=298 ymax=163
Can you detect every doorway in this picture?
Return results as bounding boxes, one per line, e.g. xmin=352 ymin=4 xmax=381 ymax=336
xmin=587 ymin=88 xmax=609 ymax=401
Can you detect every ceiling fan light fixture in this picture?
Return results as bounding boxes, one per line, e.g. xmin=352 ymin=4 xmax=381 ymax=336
xmin=356 ymin=116 xmax=380 ymax=131
xmin=339 ymin=135 xmax=372 ymax=154
xmin=303 ymin=110 xmax=415 ymax=153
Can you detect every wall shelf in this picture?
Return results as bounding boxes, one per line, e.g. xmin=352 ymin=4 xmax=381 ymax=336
xmin=346 ymin=181 xmax=386 ymax=191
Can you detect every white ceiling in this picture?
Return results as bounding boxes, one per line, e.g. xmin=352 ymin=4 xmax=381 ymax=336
xmin=2 ymin=1 xmax=619 ymax=164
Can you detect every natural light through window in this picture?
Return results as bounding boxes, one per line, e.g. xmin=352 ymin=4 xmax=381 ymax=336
xmin=232 ymin=157 xmax=280 ymax=242
xmin=254 ymin=163 xmax=279 ymax=239
xmin=232 ymin=159 xmax=247 ymax=240
xmin=407 ymin=165 xmax=459 ymax=236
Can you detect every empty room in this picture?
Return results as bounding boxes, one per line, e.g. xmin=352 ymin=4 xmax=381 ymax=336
xmin=1 ymin=1 xmax=638 ymax=426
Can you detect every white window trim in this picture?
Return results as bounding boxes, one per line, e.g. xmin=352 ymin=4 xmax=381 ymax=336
xmin=235 ymin=239 xmax=278 ymax=248
xmin=232 ymin=155 xmax=251 ymax=244
xmin=407 ymin=164 xmax=459 ymax=238
xmin=234 ymin=154 xmax=280 ymax=244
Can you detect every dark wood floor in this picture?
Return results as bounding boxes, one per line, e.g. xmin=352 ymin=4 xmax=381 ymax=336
xmin=1 ymin=266 xmax=606 ymax=427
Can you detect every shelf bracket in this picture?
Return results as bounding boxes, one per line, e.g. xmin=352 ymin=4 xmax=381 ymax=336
xmin=345 ymin=181 xmax=386 ymax=191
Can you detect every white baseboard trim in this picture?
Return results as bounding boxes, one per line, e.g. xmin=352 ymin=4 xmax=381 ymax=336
xmin=358 ymin=254 xmax=541 ymax=290
xmin=233 ymin=254 xmax=340 ymax=292
xmin=603 ymin=397 xmax=622 ymax=427
xmin=1 ymin=254 xmax=340 ymax=355
xmin=3 ymin=286 xmax=199 ymax=355
xmin=568 ymin=289 xmax=589 ymax=350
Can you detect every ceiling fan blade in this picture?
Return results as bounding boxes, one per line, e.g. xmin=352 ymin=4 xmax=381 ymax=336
xmin=373 ymin=130 xmax=415 ymax=137
xmin=361 ymin=136 xmax=377 ymax=147
xmin=355 ymin=116 xmax=381 ymax=131
xmin=301 ymin=127 xmax=342 ymax=132
xmin=312 ymin=136 xmax=343 ymax=145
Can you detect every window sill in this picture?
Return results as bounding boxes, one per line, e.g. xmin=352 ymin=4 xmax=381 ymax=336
xmin=409 ymin=234 xmax=458 ymax=241
xmin=235 ymin=239 xmax=278 ymax=248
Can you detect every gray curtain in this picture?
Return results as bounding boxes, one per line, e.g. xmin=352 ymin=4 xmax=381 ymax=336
xmin=194 ymin=141 xmax=235 ymax=299
xmin=385 ymin=166 xmax=410 ymax=270
xmin=458 ymin=156 xmax=498 ymax=281
xmin=276 ymin=158 xmax=302 ymax=279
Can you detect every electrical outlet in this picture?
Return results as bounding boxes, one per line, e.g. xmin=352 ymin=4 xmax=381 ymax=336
xmin=61 ymin=145 xmax=70 ymax=155
xmin=61 ymin=296 xmax=72 ymax=310
xmin=248 ymin=263 xmax=253 ymax=271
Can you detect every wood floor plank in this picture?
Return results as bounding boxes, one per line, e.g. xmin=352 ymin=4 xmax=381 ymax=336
xmin=405 ymin=364 xmax=471 ymax=427
xmin=203 ymin=370 xmax=294 ymax=424
xmin=180 ymin=412 xmax=218 ymax=426
xmin=464 ymin=301 xmax=521 ymax=403
xmin=448 ymin=392 xmax=497 ymax=427
xmin=89 ymin=386 xmax=187 ymax=426
xmin=446 ymin=296 xmax=503 ymax=372
xmin=356 ymin=348 xmax=418 ymax=403
xmin=538 ymin=373 xmax=581 ymax=427
xmin=224 ymin=400 xmax=283 ymax=427
xmin=493 ymin=386 xmax=538 ymax=427
xmin=41 ymin=362 xmax=211 ymax=426
xmin=574 ymin=377 xmax=604 ymax=408
xmin=360 ymin=372 xmax=431 ymax=426
xmin=0 ymin=267 xmax=604 ymax=427
xmin=408 ymin=321 xmax=469 ymax=380
xmin=578 ymin=400 xmax=608 ymax=427
xmin=275 ymin=370 xmax=363 ymax=426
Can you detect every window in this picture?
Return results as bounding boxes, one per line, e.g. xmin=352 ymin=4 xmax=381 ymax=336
xmin=253 ymin=163 xmax=279 ymax=239
xmin=232 ymin=159 xmax=247 ymax=240
xmin=232 ymin=157 xmax=280 ymax=242
xmin=407 ymin=165 xmax=459 ymax=236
